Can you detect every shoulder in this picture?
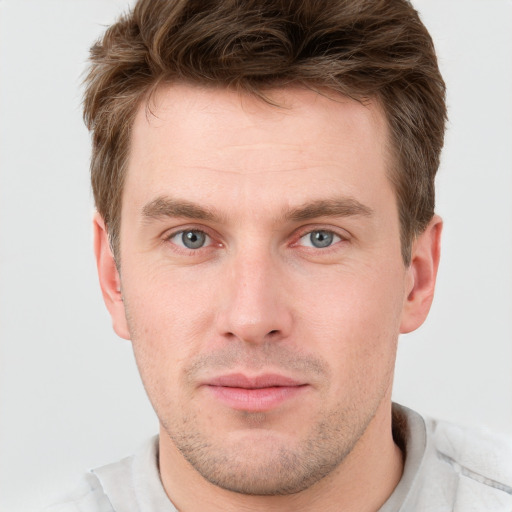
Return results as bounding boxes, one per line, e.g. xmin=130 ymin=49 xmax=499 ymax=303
xmin=390 ymin=404 xmax=512 ymax=511
xmin=428 ymin=417 xmax=512 ymax=487
xmin=426 ymin=416 xmax=512 ymax=508
xmin=43 ymin=436 xmax=173 ymax=512
xmin=43 ymin=472 xmax=113 ymax=512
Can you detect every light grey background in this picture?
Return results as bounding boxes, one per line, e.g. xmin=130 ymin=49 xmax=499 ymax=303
xmin=1 ymin=1 xmax=511 ymax=510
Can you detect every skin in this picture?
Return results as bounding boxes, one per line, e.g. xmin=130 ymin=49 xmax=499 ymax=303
xmin=94 ymin=84 xmax=442 ymax=512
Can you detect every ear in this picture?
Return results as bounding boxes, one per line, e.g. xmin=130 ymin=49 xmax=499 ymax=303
xmin=400 ymin=215 xmax=443 ymax=334
xmin=93 ymin=213 xmax=130 ymax=340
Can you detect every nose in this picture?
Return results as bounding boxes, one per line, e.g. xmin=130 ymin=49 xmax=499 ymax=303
xmin=216 ymin=249 xmax=293 ymax=345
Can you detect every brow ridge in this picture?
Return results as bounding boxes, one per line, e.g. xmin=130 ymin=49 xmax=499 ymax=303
xmin=141 ymin=195 xmax=373 ymax=224
xmin=142 ymin=197 xmax=220 ymax=222
xmin=285 ymin=198 xmax=374 ymax=222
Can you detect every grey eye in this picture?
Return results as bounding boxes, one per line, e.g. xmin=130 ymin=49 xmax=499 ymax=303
xmin=182 ymin=230 xmax=207 ymax=249
xmin=299 ymin=230 xmax=340 ymax=248
xmin=171 ymin=230 xmax=210 ymax=249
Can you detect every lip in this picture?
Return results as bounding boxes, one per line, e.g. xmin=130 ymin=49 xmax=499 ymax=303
xmin=207 ymin=373 xmax=304 ymax=388
xmin=203 ymin=373 xmax=309 ymax=412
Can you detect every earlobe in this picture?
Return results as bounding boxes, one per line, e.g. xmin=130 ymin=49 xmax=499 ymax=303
xmin=400 ymin=215 xmax=443 ymax=334
xmin=93 ymin=213 xmax=131 ymax=340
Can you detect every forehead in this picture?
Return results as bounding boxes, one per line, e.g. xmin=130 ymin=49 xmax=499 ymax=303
xmin=134 ymin=84 xmax=388 ymax=156
xmin=125 ymin=84 xmax=393 ymax=216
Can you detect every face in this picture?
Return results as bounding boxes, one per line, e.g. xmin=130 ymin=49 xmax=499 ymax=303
xmin=95 ymin=84 xmax=439 ymax=496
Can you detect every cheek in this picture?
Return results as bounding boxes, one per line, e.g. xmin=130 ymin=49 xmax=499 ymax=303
xmin=121 ymin=268 xmax=220 ymax=391
xmin=296 ymin=264 xmax=405 ymax=378
xmin=124 ymin=261 xmax=217 ymax=331
xmin=123 ymin=289 xmax=200 ymax=416
xmin=299 ymin=259 xmax=405 ymax=328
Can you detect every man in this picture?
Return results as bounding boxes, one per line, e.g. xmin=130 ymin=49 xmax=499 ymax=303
xmin=47 ymin=0 xmax=512 ymax=510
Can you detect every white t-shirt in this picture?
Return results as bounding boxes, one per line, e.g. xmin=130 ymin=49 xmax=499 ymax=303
xmin=45 ymin=404 xmax=512 ymax=512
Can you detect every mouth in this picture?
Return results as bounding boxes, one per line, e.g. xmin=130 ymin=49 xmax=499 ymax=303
xmin=203 ymin=373 xmax=309 ymax=412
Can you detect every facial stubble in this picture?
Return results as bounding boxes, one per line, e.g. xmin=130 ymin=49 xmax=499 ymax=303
xmin=139 ymin=343 xmax=391 ymax=496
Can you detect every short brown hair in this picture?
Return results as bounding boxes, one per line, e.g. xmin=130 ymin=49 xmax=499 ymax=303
xmin=83 ymin=0 xmax=446 ymax=265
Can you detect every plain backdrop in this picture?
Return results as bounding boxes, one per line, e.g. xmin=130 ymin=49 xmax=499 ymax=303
xmin=1 ymin=0 xmax=511 ymax=510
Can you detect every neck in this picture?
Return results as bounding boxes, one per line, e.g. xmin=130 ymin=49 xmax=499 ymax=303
xmin=159 ymin=398 xmax=403 ymax=512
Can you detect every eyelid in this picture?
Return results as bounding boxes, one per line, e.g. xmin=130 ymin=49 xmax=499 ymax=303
xmin=161 ymin=223 xmax=349 ymax=253
xmin=163 ymin=224 xmax=212 ymax=239
xmin=169 ymin=229 xmax=211 ymax=248
xmin=292 ymin=225 xmax=350 ymax=243
xmin=163 ymin=225 xmax=221 ymax=252
xmin=298 ymin=230 xmax=341 ymax=247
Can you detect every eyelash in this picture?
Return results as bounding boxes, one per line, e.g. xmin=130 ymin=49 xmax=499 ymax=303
xmin=163 ymin=226 xmax=348 ymax=255
xmin=164 ymin=228 xmax=217 ymax=254
xmin=291 ymin=226 xmax=348 ymax=253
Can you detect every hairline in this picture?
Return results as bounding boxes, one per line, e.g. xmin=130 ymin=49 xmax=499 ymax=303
xmin=107 ymin=81 xmax=417 ymax=267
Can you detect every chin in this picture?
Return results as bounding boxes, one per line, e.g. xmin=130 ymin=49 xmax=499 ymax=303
xmin=167 ymin=422 xmax=356 ymax=496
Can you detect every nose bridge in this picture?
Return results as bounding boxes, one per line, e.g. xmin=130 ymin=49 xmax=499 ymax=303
xmin=219 ymin=244 xmax=291 ymax=343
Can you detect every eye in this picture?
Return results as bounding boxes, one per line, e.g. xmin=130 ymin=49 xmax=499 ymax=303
xmin=169 ymin=229 xmax=211 ymax=250
xmin=298 ymin=230 xmax=342 ymax=248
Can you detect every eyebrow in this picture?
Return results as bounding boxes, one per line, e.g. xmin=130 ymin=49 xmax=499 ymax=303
xmin=285 ymin=198 xmax=374 ymax=222
xmin=142 ymin=197 xmax=221 ymax=222
xmin=141 ymin=195 xmax=373 ymax=224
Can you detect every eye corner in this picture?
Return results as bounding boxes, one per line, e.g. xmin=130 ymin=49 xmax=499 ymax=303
xmin=166 ymin=228 xmax=213 ymax=251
